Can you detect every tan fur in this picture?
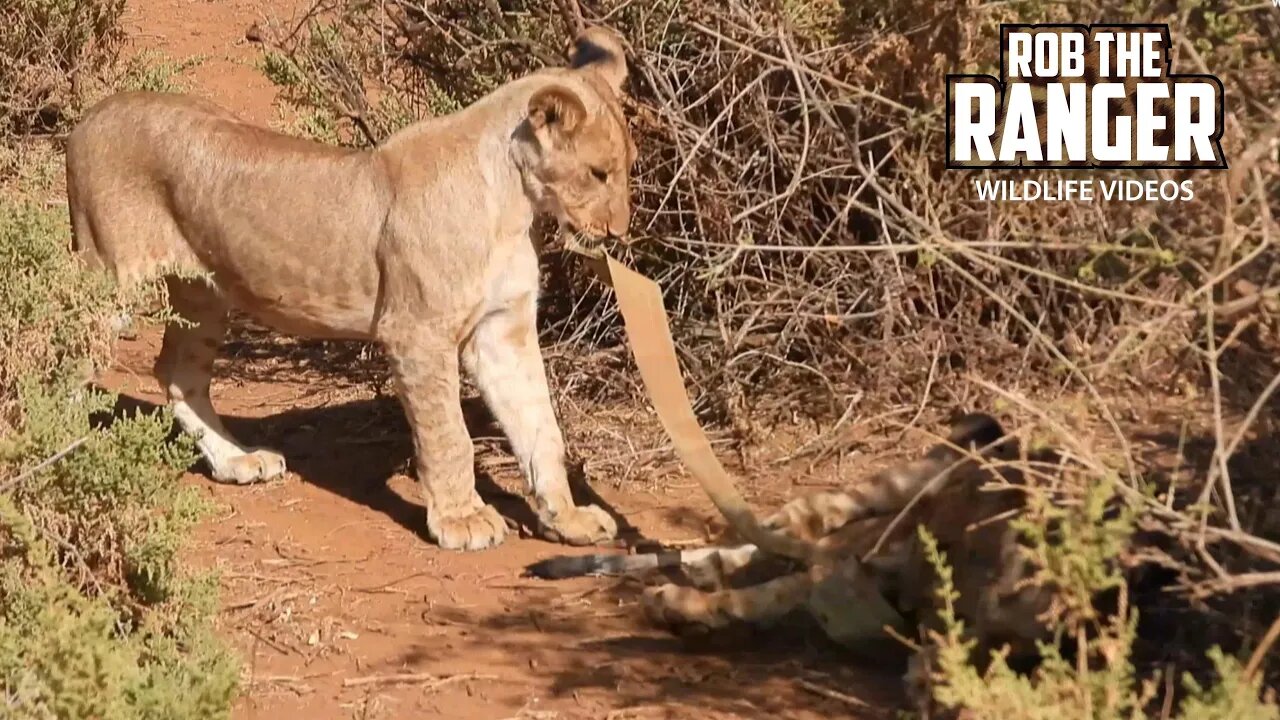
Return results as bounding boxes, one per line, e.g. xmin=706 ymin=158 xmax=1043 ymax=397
xmin=662 ymin=418 xmax=1055 ymax=711
xmin=65 ymin=25 xmax=635 ymax=551
xmin=529 ymin=414 xmax=1056 ymax=708
xmin=636 ymin=416 xmax=1048 ymax=642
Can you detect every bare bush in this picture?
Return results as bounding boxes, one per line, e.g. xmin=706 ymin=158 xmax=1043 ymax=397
xmin=260 ymin=0 xmax=1278 ymax=423
xmin=0 ymin=0 xmax=125 ymax=137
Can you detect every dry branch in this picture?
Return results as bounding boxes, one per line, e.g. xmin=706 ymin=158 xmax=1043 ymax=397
xmin=0 ymin=435 xmax=88 ymax=492
xmin=341 ymin=672 xmax=500 ymax=689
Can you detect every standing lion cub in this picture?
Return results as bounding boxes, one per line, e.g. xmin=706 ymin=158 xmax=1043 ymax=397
xmin=65 ymin=26 xmax=636 ymax=551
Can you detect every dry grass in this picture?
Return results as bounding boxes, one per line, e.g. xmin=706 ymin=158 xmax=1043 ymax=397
xmin=0 ymin=0 xmax=124 ymax=138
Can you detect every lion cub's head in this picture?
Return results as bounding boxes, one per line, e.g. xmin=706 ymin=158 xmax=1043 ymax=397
xmin=518 ymin=26 xmax=636 ymax=242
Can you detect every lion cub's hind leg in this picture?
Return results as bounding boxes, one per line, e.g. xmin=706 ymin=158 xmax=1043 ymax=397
xmin=156 ymin=277 xmax=287 ymax=485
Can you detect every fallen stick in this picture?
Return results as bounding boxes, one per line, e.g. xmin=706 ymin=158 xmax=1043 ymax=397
xmin=797 ymin=678 xmax=871 ymax=709
xmin=341 ymin=672 xmax=498 ymax=689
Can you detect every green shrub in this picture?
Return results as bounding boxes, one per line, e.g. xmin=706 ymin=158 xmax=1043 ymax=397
xmin=113 ymin=50 xmax=204 ymax=94
xmin=0 ymin=195 xmax=116 ymax=434
xmin=921 ymin=473 xmax=1279 ymax=719
xmin=0 ymin=171 xmax=238 ymax=718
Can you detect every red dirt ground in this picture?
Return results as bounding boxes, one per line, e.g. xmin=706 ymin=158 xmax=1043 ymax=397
xmin=103 ymin=2 xmax=908 ymax=718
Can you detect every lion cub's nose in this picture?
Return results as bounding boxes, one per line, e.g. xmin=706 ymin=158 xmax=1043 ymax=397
xmin=606 ymin=211 xmax=630 ymax=243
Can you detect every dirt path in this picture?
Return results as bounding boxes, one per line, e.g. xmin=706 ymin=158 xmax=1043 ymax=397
xmin=102 ymin=3 xmax=904 ymax=718
xmin=106 ymin=322 xmax=906 ymax=720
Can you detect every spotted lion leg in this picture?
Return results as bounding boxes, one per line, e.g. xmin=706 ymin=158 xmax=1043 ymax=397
xmin=762 ymin=491 xmax=863 ymax=537
xmin=682 ymin=545 xmax=763 ymax=590
xmin=641 ymin=572 xmax=813 ymax=632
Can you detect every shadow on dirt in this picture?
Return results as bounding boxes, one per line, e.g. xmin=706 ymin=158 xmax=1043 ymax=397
xmin=1134 ymin=338 xmax=1280 ymax=545
xmin=106 ymin=386 xmax=646 ymax=548
xmin=96 ymin=317 xmax=1280 ymax=715
xmin=415 ymin=573 xmax=908 ymax=718
xmin=1118 ymin=342 xmax=1280 ymax=690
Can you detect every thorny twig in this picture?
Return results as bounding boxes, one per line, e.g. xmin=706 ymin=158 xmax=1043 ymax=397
xmin=1 ymin=436 xmax=89 ymax=493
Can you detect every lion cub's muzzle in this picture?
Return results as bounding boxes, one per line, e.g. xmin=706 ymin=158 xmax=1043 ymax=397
xmin=562 ymin=230 xmax=623 ymax=259
xmin=576 ymin=197 xmax=631 ymax=243
xmin=559 ymin=216 xmax=632 ymax=258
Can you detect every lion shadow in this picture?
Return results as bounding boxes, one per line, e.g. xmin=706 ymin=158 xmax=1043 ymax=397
xmin=100 ymin=388 xmax=639 ymax=546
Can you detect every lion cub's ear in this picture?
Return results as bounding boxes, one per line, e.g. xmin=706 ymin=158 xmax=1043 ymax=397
xmin=528 ymin=85 xmax=587 ymax=140
xmin=568 ymin=25 xmax=628 ymax=96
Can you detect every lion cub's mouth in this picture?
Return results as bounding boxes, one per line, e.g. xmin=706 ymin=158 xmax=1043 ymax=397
xmin=557 ymin=224 xmax=610 ymax=259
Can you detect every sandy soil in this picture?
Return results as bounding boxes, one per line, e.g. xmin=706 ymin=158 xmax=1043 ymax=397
xmin=100 ymin=2 xmax=907 ymax=718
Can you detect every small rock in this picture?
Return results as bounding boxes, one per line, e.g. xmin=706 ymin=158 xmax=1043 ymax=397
xmin=245 ymin=22 xmax=264 ymax=43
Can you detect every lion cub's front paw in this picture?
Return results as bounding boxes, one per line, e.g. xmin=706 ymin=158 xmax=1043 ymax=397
xmin=430 ymin=504 xmax=508 ymax=551
xmin=538 ymin=504 xmax=618 ymax=546
xmin=210 ymin=448 xmax=287 ymax=485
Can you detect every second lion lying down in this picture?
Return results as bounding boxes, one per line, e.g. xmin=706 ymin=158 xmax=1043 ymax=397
xmin=527 ymin=413 xmax=1058 ymax=702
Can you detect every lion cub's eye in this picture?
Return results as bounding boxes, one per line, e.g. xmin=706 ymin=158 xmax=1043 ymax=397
xmin=590 ymin=166 xmax=609 ymax=182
